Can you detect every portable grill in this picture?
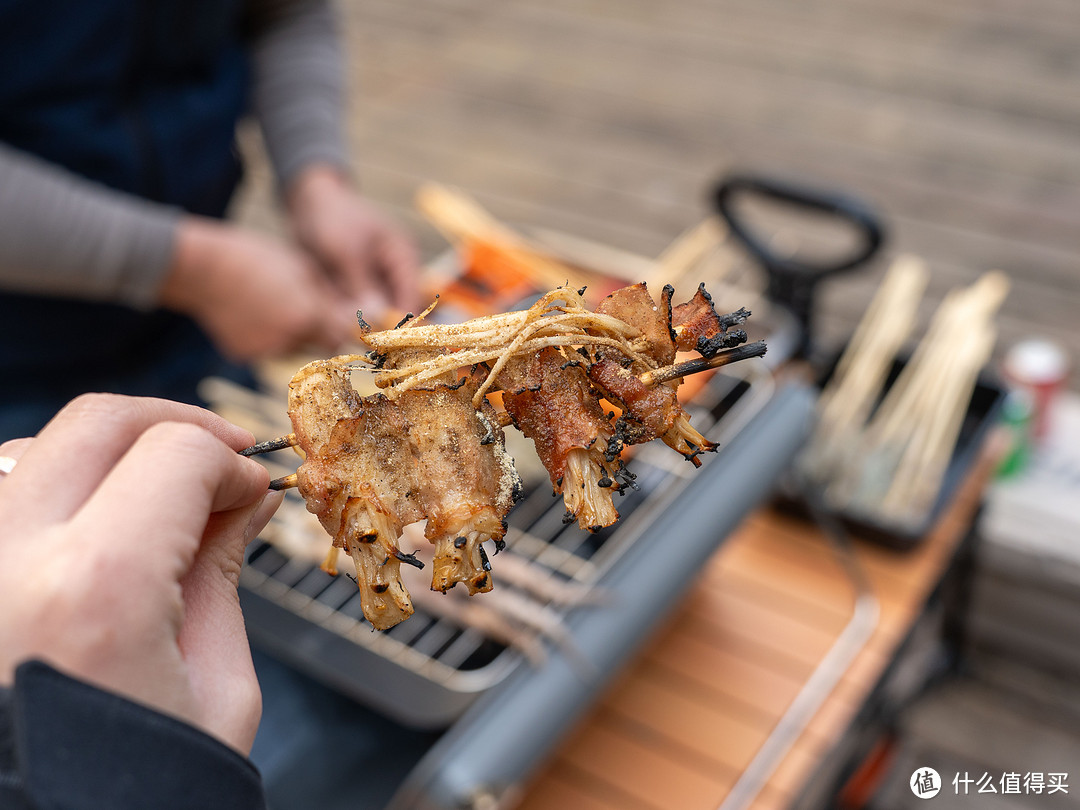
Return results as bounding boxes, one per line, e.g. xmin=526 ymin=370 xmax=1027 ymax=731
xmin=239 ymin=360 xmax=794 ymax=726
xmin=234 ymin=366 xmax=813 ymax=810
xmin=226 ymin=172 xmax=893 ymax=809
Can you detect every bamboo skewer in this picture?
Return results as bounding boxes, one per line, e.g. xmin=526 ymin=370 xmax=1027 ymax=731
xmin=243 ymin=326 xmax=768 ymax=473
xmin=243 ymin=333 xmax=766 ymax=473
xmin=818 ymin=256 xmax=928 ymax=428
xmin=639 ymin=340 xmax=768 ymax=386
xmin=268 ymin=473 xmax=299 ymax=491
xmin=415 ymin=183 xmax=596 ymax=291
xmin=869 ymin=272 xmax=1007 ymax=448
xmin=879 ymin=322 xmax=995 ymax=517
xmin=820 ymin=269 xmax=1009 ymax=523
xmin=802 ymin=256 xmax=928 ymax=482
xmin=240 ymin=433 xmax=298 ymax=456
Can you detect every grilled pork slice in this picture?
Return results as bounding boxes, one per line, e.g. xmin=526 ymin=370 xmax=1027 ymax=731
xmin=594 ymin=281 xmax=677 ymax=367
xmin=288 ymin=358 xmax=363 ymax=451
xmin=500 ymin=347 xmax=623 ymax=532
xmin=396 ymin=375 xmax=520 ymax=594
xmin=585 ymin=283 xmax=719 ymax=465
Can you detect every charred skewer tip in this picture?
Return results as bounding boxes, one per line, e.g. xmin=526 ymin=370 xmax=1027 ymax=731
xmin=240 ymin=433 xmax=298 ymax=457
xmin=268 ymin=472 xmax=299 ymax=491
xmin=639 ymin=340 xmax=768 ymax=387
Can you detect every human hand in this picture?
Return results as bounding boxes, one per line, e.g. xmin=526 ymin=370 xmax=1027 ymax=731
xmin=288 ymin=164 xmax=422 ymax=327
xmin=0 ymin=395 xmax=280 ymax=754
xmin=161 ymin=217 xmax=359 ymax=361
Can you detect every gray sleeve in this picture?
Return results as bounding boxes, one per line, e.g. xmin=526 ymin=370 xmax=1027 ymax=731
xmin=248 ymin=0 xmax=351 ymax=191
xmin=0 ymin=143 xmax=180 ymax=309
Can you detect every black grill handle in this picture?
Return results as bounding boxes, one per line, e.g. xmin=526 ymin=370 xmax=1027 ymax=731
xmin=714 ymin=174 xmax=885 ymax=355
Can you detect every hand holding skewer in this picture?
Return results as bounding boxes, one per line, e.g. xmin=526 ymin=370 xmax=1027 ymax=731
xmin=0 ymin=394 xmax=279 ymax=754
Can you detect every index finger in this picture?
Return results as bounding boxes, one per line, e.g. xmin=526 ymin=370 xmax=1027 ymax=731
xmin=0 ymin=437 xmax=33 ymax=466
xmin=0 ymin=394 xmax=256 ymax=529
xmin=74 ymin=420 xmax=270 ymax=580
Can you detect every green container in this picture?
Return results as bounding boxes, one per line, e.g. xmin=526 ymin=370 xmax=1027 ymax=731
xmin=996 ymin=390 xmax=1033 ymax=478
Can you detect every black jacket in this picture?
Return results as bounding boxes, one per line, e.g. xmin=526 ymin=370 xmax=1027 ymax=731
xmin=0 ymin=0 xmax=252 ymax=438
xmin=0 ymin=661 xmax=266 ymax=810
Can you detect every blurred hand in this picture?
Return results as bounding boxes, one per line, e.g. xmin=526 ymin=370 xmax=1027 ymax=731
xmin=161 ymin=217 xmax=358 ymax=361
xmin=0 ymin=395 xmax=280 ymax=753
xmin=287 ymin=164 xmax=422 ymax=327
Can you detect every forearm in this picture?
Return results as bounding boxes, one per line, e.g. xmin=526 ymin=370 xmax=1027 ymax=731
xmin=249 ymin=0 xmax=351 ymax=193
xmin=0 ymin=143 xmax=179 ymax=309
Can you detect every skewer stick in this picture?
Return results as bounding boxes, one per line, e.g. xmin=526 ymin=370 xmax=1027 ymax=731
xmin=639 ymin=340 xmax=768 ymax=386
xmin=240 ymin=433 xmax=298 ymax=456
xmin=415 ymin=183 xmax=593 ymax=291
xmin=268 ymin=473 xmax=299 ymax=491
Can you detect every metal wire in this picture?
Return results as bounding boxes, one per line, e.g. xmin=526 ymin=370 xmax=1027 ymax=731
xmin=717 ymin=477 xmax=880 ymax=810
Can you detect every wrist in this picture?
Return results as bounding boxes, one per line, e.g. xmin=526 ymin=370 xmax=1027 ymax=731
xmin=159 ymin=217 xmax=228 ymax=315
xmin=286 ymin=163 xmax=353 ymax=218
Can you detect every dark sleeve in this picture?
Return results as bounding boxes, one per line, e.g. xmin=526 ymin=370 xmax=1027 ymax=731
xmin=0 ymin=660 xmax=266 ymax=810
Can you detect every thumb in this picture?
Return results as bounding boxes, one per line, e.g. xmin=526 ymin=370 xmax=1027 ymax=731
xmin=177 ymin=490 xmax=283 ymax=752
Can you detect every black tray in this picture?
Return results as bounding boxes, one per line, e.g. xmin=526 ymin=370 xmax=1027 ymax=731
xmin=776 ymin=352 xmax=1005 ymax=550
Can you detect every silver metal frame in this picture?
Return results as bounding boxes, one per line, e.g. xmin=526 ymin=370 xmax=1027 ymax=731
xmin=717 ymin=483 xmax=881 ymax=810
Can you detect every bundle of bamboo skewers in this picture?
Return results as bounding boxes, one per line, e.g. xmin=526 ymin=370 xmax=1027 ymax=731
xmin=801 ymin=256 xmax=1009 ymax=527
xmin=415 ymin=182 xmax=759 ymax=309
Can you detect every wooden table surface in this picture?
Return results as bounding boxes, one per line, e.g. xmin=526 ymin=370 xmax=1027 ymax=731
xmin=513 ymin=444 xmax=997 ymax=810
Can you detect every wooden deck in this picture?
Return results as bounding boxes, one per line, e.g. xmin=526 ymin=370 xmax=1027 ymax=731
xmin=235 ymin=0 xmax=1080 ymax=387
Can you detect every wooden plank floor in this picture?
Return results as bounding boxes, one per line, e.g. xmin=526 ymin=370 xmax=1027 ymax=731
xmin=232 ymin=0 xmax=1080 ymax=387
xmin=511 ymin=440 xmax=995 ymax=810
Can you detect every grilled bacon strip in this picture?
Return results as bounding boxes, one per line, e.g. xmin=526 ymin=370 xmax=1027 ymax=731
xmin=499 ymin=347 xmax=623 ymax=531
xmin=584 ymin=282 xmax=744 ymax=466
xmin=292 ymin=377 xmax=424 ymax=630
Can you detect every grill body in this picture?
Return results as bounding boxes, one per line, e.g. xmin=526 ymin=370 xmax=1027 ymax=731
xmin=387 ymin=382 xmax=815 ymax=809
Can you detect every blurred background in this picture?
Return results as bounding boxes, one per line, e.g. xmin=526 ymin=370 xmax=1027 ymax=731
xmin=235 ymin=0 xmax=1079 ymax=378
xmin=229 ymin=2 xmax=1080 ymax=809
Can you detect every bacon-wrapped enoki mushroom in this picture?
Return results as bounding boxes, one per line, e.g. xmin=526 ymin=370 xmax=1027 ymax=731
xmin=287 ymin=361 xmax=425 ymax=630
xmin=244 ymin=282 xmax=765 ymax=629
xmin=499 ymin=347 xmax=626 ymax=532
xmin=395 ymin=373 xmax=521 ymax=594
xmin=586 ymin=282 xmax=751 ymax=466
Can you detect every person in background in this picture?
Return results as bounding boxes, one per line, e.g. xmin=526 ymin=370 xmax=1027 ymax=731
xmin=0 ymin=0 xmax=421 ymax=440
xmin=0 ymin=394 xmax=278 ymax=809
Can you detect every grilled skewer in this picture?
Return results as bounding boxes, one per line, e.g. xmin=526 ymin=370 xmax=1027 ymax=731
xmin=253 ymin=342 xmax=762 ymax=491
xmin=240 ymin=434 xmax=298 ymax=456
xmin=241 ymin=282 xmax=765 ymax=629
xmin=638 ymin=340 xmax=768 ymax=387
